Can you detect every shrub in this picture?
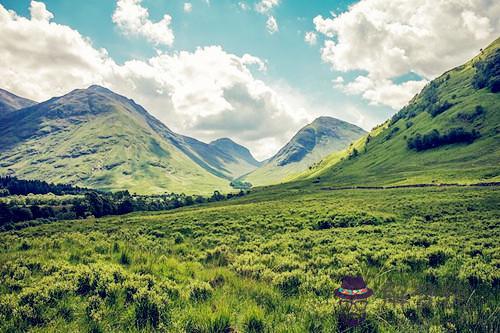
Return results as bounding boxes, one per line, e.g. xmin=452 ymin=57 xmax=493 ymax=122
xmin=208 ymin=314 xmax=232 ymax=333
xmin=384 ymin=126 xmax=400 ymax=141
xmin=457 ymin=105 xmax=486 ymax=122
xmin=429 ymin=101 xmax=453 ymax=117
xmin=173 ymin=233 xmax=184 ymax=244
xmin=244 ymin=314 xmax=265 ymax=333
xmin=119 ymin=251 xmax=131 ymax=265
xmin=189 ymin=282 xmax=213 ymax=302
xmin=472 ymin=49 xmax=500 ymax=93
xmin=133 ymin=288 xmax=169 ymax=329
xmin=459 ymin=258 xmax=497 ymax=287
xmin=204 ymin=246 xmax=232 ymax=266
xmin=273 ymin=271 xmax=302 ymax=297
xmin=427 ymin=248 xmax=449 ymax=267
xmin=407 ymin=128 xmax=480 ymax=151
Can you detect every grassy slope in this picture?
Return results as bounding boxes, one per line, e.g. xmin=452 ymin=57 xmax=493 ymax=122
xmin=243 ymin=117 xmax=366 ymax=186
xmin=0 ymin=186 xmax=498 ymax=332
xmin=294 ymin=38 xmax=500 ymax=187
xmin=0 ymin=89 xmax=232 ymax=195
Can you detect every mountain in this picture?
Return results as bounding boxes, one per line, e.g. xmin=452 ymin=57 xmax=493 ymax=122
xmin=241 ymin=116 xmax=367 ymax=186
xmin=0 ymin=88 xmax=36 ymax=117
xmin=0 ymin=85 xmax=259 ymax=194
xmin=208 ymin=138 xmax=262 ymax=177
xmin=294 ymin=38 xmax=500 ymax=186
xmin=210 ymin=138 xmax=261 ymax=166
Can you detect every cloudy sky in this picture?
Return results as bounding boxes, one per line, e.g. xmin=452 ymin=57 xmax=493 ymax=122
xmin=0 ymin=0 xmax=498 ymax=160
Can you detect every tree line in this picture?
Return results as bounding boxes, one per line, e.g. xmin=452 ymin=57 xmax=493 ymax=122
xmin=0 ymin=177 xmax=247 ymax=228
xmin=407 ymin=127 xmax=480 ymax=151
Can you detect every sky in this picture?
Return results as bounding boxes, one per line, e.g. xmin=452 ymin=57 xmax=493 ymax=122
xmin=0 ymin=0 xmax=498 ymax=160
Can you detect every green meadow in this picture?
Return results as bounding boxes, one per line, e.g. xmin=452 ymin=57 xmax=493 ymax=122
xmin=1 ymin=186 xmax=498 ymax=332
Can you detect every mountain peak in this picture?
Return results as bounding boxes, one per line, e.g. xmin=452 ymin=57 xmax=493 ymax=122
xmin=210 ymin=137 xmax=238 ymax=145
xmin=271 ymin=117 xmax=366 ymax=167
xmin=86 ymin=84 xmax=113 ymax=94
xmin=210 ymin=137 xmax=261 ymax=166
xmin=0 ymin=88 xmax=37 ymax=116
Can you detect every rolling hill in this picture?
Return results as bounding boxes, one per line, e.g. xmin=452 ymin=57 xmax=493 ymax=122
xmin=0 ymin=85 xmax=261 ymax=194
xmin=242 ymin=116 xmax=366 ymax=186
xmin=0 ymin=88 xmax=36 ymax=117
xmin=293 ymin=38 xmax=500 ymax=187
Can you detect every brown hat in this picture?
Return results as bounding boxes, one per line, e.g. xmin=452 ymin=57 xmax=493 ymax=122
xmin=335 ymin=276 xmax=373 ymax=300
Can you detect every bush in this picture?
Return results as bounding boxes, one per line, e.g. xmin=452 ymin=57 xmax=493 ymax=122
xmin=273 ymin=272 xmax=302 ymax=297
xmin=314 ymin=212 xmax=394 ymax=229
xmin=204 ymin=246 xmax=232 ymax=266
xmin=119 ymin=251 xmax=131 ymax=265
xmin=472 ymin=49 xmax=500 ymax=93
xmin=134 ymin=289 xmax=169 ymax=329
xmin=429 ymin=101 xmax=453 ymax=117
xmin=407 ymin=128 xmax=480 ymax=151
xmin=208 ymin=314 xmax=232 ymax=333
xmin=457 ymin=105 xmax=486 ymax=122
xmin=244 ymin=314 xmax=265 ymax=333
xmin=189 ymin=282 xmax=213 ymax=302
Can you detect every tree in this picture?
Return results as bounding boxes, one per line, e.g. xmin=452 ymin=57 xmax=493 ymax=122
xmin=209 ymin=191 xmax=225 ymax=202
xmin=117 ymin=199 xmax=134 ymax=215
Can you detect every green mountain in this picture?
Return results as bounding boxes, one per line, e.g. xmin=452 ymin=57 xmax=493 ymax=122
xmin=0 ymin=88 xmax=36 ymax=117
xmin=0 ymin=85 xmax=260 ymax=194
xmin=242 ymin=116 xmax=366 ymax=186
xmin=294 ymin=38 xmax=500 ymax=186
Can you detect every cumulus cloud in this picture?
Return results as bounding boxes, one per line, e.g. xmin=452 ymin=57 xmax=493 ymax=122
xmin=254 ymin=0 xmax=280 ymax=34
xmin=266 ymin=16 xmax=279 ymax=34
xmin=30 ymin=1 xmax=53 ymax=22
xmin=255 ymin=0 xmax=280 ymax=14
xmin=304 ymin=31 xmax=317 ymax=45
xmin=0 ymin=1 xmax=308 ymax=160
xmin=183 ymin=3 xmax=192 ymax=13
xmin=340 ymin=76 xmax=427 ymax=110
xmin=112 ymin=0 xmax=174 ymax=47
xmin=314 ymin=0 xmax=500 ymax=109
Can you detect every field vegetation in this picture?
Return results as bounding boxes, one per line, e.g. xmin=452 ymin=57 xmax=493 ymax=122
xmin=0 ymin=186 xmax=498 ymax=332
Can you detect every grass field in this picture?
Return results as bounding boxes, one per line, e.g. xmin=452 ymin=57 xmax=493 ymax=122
xmin=1 ymin=186 xmax=498 ymax=332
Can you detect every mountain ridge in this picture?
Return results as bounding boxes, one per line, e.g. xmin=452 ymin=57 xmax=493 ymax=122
xmin=241 ymin=116 xmax=367 ymax=186
xmin=0 ymin=85 xmax=262 ymax=193
xmin=0 ymin=88 xmax=37 ymax=117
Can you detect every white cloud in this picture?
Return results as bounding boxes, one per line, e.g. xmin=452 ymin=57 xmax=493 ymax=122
xmin=266 ymin=15 xmax=279 ymax=34
xmin=333 ymin=76 xmax=344 ymax=86
xmin=238 ymin=2 xmax=249 ymax=11
xmin=339 ymin=76 xmax=427 ymax=110
xmin=183 ymin=3 xmax=192 ymax=13
xmin=0 ymin=2 xmax=112 ymax=100
xmin=0 ymin=1 xmax=308 ymax=160
xmin=255 ymin=0 xmax=280 ymax=14
xmin=314 ymin=0 xmax=500 ymax=109
xmin=254 ymin=0 xmax=280 ymax=35
xmin=304 ymin=31 xmax=317 ymax=45
xmin=30 ymin=1 xmax=53 ymax=22
xmin=112 ymin=0 xmax=174 ymax=47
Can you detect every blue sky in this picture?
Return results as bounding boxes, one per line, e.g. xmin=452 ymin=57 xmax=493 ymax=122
xmin=0 ymin=0 xmax=497 ymax=159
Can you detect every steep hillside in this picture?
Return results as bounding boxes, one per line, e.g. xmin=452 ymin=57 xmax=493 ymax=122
xmin=0 ymin=85 xmax=238 ymax=194
xmin=242 ymin=116 xmax=366 ymax=186
xmin=0 ymin=88 xmax=36 ymax=117
xmin=295 ymin=38 xmax=500 ymax=186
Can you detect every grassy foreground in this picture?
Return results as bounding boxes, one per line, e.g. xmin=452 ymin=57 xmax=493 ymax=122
xmin=0 ymin=186 xmax=499 ymax=332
